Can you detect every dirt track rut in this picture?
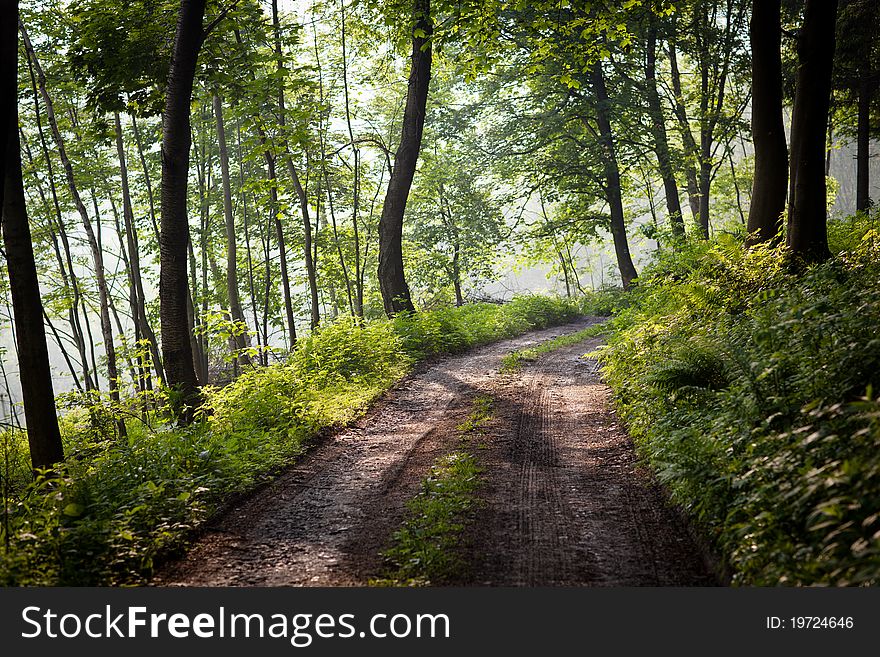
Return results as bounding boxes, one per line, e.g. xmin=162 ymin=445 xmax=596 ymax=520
xmin=154 ymin=319 xmax=715 ymax=587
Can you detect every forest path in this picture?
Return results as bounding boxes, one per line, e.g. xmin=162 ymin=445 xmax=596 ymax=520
xmin=154 ymin=318 xmax=714 ymax=586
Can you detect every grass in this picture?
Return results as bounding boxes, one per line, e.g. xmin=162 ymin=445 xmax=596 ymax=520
xmin=374 ymin=395 xmax=493 ymax=586
xmin=0 ymin=294 xmax=589 ymax=586
xmin=499 ymin=323 xmax=606 ymax=374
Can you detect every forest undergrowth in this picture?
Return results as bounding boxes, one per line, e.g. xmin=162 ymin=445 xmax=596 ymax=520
xmin=597 ymin=214 xmax=880 ymax=585
xmin=0 ymin=294 xmax=588 ymax=585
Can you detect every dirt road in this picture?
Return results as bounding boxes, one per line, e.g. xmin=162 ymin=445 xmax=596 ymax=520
xmin=154 ymin=319 xmax=715 ymax=586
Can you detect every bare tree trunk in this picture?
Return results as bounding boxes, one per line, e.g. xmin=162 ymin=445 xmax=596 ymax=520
xmin=747 ymin=0 xmax=788 ymax=245
xmin=668 ymin=38 xmax=701 ymax=223
xmin=131 ymin=117 xmax=161 ymax=243
xmin=115 ymin=112 xmax=164 ymax=381
xmin=857 ymin=72 xmax=872 ymax=212
xmin=231 ymin=29 xmax=297 ymax=348
xmin=592 ymin=62 xmax=638 ymax=289
xmin=22 ymin=23 xmax=126 ymax=438
xmin=646 ymin=19 xmax=684 ymax=236
xmin=1 ymin=0 xmax=64 ymax=470
xmin=213 ymin=94 xmax=251 ymax=367
xmin=159 ymin=0 xmax=206 ymax=421
xmin=236 ymin=117 xmax=262 ymax=363
xmin=377 ymin=0 xmax=432 ymax=316
xmin=19 ymin=126 xmax=92 ymax=391
xmin=786 ymin=0 xmax=839 ymax=263
xmin=271 ymin=0 xmax=320 ymax=330
xmin=341 ymin=1 xmax=364 ymax=317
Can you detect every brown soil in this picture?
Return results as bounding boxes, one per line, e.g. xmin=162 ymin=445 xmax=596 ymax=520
xmin=153 ymin=319 xmax=716 ymax=587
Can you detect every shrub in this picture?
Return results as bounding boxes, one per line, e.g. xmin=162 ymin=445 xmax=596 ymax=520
xmin=598 ymin=228 xmax=880 ymax=585
xmin=0 ymin=294 xmax=580 ymax=585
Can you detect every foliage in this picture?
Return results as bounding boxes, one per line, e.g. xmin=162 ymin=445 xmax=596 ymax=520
xmin=0 ymin=296 xmax=576 ymax=585
xmin=391 ymin=294 xmax=580 ymax=359
xmin=598 ymin=221 xmax=880 ymax=585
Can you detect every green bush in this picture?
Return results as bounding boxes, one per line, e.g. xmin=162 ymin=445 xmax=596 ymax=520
xmin=598 ymin=226 xmax=880 ymax=585
xmin=0 ymin=294 xmax=580 ymax=585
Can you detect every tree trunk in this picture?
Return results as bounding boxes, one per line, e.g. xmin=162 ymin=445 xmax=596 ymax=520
xmin=341 ymin=1 xmax=364 ymax=317
xmin=451 ymin=248 xmax=463 ymax=307
xmin=19 ymin=125 xmax=93 ymax=391
xmin=231 ymin=29 xmax=297 ymax=347
xmin=1 ymin=0 xmax=64 ymax=470
xmin=646 ymin=20 xmax=684 ymax=236
xmin=857 ymin=71 xmax=871 ymax=212
xmin=22 ymin=23 xmax=125 ymax=438
xmin=592 ymin=62 xmax=638 ymax=289
xmin=698 ymin=157 xmax=711 ymax=238
xmin=159 ymin=0 xmax=206 ymax=420
xmin=668 ymin=39 xmax=701 ymax=223
xmin=115 ymin=112 xmax=164 ymax=382
xmin=272 ymin=0 xmax=320 ymax=329
xmin=236 ymin=117 xmax=262 ymax=363
xmin=131 ymin=117 xmax=160 ymax=243
xmin=213 ymin=94 xmax=251 ymax=367
xmin=786 ymin=0 xmax=839 ymax=263
xmin=377 ymin=0 xmax=432 ymax=316
xmin=746 ymin=0 xmax=788 ymax=246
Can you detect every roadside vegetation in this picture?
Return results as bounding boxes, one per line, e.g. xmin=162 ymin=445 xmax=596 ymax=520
xmin=0 ymin=296 xmax=579 ymax=585
xmin=500 ymin=324 xmax=607 ymax=374
xmin=597 ymin=216 xmax=880 ymax=585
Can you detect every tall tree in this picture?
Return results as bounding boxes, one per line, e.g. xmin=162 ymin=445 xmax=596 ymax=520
xmin=834 ymin=0 xmax=880 ymax=212
xmin=592 ymin=62 xmax=639 ymax=289
xmin=786 ymin=0 xmax=840 ymax=263
xmin=160 ymin=0 xmax=207 ymax=420
xmin=21 ymin=23 xmax=126 ymax=438
xmin=377 ymin=0 xmax=432 ymax=316
xmin=645 ymin=16 xmax=685 ymax=236
xmin=213 ymin=93 xmax=250 ymax=367
xmin=114 ymin=112 xmax=164 ymax=383
xmin=271 ymin=0 xmax=320 ymax=330
xmin=1 ymin=0 xmax=64 ymax=470
xmin=746 ymin=0 xmax=787 ymax=245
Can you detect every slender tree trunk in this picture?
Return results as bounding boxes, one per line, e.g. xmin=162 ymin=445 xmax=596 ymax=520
xmin=646 ymin=20 xmax=684 ymax=236
xmin=451 ymin=247 xmax=464 ymax=306
xmin=668 ymin=39 xmax=701 ymax=223
xmin=1 ymin=1 xmax=64 ymax=470
xmin=19 ymin=128 xmax=92 ymax=391
xmin=698 ymin=158 xmax=711 ymax=238
xmin=115 ymin=113 xmax=164 ymax=382
xmin=857 ymin=72 xmax=872 ymax=212
xmin=377 ymin=0 xmax=432 ymax=316
xmin=271 ymin=0 xmax=320 ymax=330
xmin=22 ymin=23 xmax=125 ymax=438
xmin=131 ymin=117 xmax=160 ymax=243
xmin=746 ymin=0 xmax=788 ymax=245
xmin=236 ymin=117 xmax=262 ymax=363
xmin=592 ymin=62 xmax=638 ymax=289
xmin=186 ymin=239 xmax=206 ymax=383
xmin=231 ymin=29 xmax=297 ymax=347
xmin=341 ymin=1 xmax=364 ymax=317
xmin=786 ymin=0 xmax=839 ymax=263
xmin=159 ymin=0 xmax=206 ymax=420
xmin=41 ymin=310 xmax=83 ymax=389
xmin=271 ymin=158 xmax=297 ymax=350
xmin=696 ymin=12 xmax=712 ymax=239
xmin=213 ymin=94 xmax=251 ymax=367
